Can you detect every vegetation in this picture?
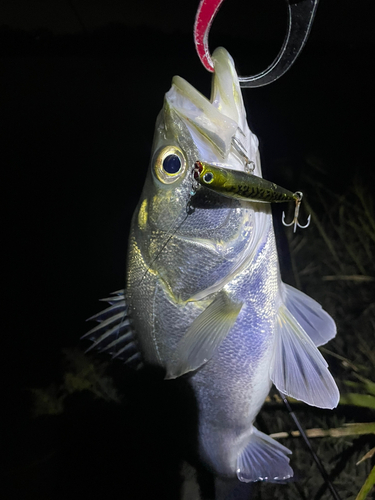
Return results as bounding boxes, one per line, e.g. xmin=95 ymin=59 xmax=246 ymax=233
xmin=257 ymin=169 xmax=375 ymax=500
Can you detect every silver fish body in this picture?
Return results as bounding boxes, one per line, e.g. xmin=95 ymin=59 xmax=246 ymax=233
xmin=88 ymin=47 xmax=339 ymax=482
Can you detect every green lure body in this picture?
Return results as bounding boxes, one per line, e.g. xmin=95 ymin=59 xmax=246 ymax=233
xmin=194 ymin=161 xmax=298 ymax=203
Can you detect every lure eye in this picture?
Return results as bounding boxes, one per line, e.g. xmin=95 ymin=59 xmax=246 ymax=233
xmin=154 ymin=146 xmax=186 ymax=184
xmin=203 ymin=172 xmax=214 ymax=184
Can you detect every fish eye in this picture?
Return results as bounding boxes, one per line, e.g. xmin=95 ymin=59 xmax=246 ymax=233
xmin=162 ymin=154 xmax=181 ymax=174
xmin=154 ymin=146 xmax=187 ymax=184
xmin=203 ymin=172 xmax=214 ymax=184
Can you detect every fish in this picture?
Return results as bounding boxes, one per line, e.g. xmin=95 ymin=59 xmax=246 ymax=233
xmin=84 ymin=47 xmax=339 ymax=483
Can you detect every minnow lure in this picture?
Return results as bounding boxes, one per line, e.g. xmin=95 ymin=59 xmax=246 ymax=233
xmin=194 ymin=160 xmax=300 ymax=203
xmin=194 ymin=160 xmax=310 ymax=232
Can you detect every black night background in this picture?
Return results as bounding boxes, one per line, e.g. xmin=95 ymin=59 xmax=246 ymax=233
xmin=2 ymin=1 xmax=375 ymax=499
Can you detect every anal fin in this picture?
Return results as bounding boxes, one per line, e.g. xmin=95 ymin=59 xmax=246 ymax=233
xmin=237 ymin=427 xmax=293 ymax=483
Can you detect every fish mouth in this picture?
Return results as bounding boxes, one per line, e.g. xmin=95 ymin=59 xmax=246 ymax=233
xmin=165 ymin=47 xmax=259 ymax=168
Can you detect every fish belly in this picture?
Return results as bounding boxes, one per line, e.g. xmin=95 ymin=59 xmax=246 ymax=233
xmin=190 ymin=224 xmax=280 ymax=477
xmin=190 ymin=304 xmax=275 ymax=477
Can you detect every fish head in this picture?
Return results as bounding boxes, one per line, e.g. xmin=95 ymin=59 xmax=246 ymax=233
xmin=130 ymin=48 xmax=263 ymax=301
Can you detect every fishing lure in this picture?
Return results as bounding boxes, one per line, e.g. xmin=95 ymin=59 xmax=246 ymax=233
xmin=194 ymin=160 xmax=299 ymax=203
xmin=193 ymin=161 xmax=310 ymax=232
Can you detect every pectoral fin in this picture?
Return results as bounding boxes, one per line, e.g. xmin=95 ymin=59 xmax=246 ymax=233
xmin=270 ymin=306 xmax=339 ymax=409
xmin=166 ymin=293 xmax=242 ymax=379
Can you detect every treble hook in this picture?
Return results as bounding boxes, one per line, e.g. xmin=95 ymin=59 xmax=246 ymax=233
xmin=282 ymin=191 xmax=311 ymax=233
xmin=194 ymin=0 xmax=320 ymax=87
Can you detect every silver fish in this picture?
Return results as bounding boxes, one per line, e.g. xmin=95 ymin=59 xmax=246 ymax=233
xmin=85 ymin=47 xmax=339 ymax=482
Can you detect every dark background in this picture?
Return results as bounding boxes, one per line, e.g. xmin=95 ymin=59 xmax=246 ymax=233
xmin=2 ymin=1 xmax=374 ymax=498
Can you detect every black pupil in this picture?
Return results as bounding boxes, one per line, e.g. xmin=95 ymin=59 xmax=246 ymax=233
xmin=204 ymin=172 xmax=213 ymax=183
xmin=163 ymin=154 xmax=181 ymax=174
